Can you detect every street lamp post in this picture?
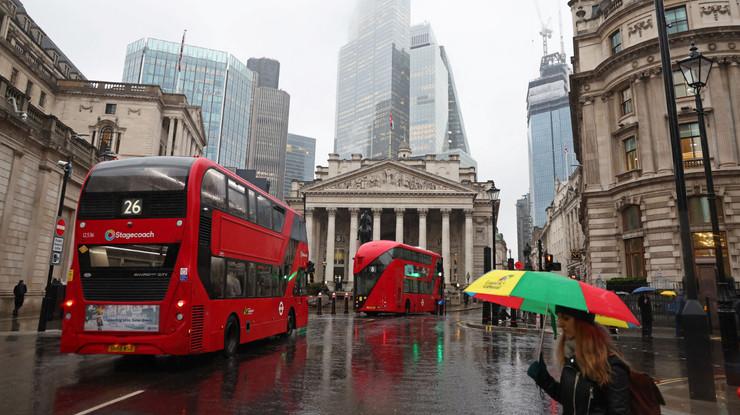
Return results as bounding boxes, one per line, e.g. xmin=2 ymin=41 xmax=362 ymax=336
xmin=38 ymin=160 xmax=72 ymax=332
xmin=484 ymin=184 xmax=500 ymax=325
xmin=654 ymin=0 xmax=716 ymax=401
xmin=677 ymin=44 xmax=740 ymax=386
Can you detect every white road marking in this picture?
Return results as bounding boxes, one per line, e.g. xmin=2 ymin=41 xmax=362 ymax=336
xmin=74 ymin=390 xmax=145 ymax=415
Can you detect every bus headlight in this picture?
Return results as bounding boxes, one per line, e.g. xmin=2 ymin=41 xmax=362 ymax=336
xmin=176 ymin=313 xmax=184 ymax=321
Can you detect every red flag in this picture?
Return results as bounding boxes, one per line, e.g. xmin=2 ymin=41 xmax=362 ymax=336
xmin=389 ymin=111 xmax=394 ymax=130
xmin=177 ymin=29 xmax=187 ymax=72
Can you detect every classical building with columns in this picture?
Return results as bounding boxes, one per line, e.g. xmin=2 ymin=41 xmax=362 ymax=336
xmin=286 ymin=151 xmax=499 ymax=291
xmin=568 ymin=0 xmax=740 ymax=305
xmin=54 ymin=79 xmax=206 ymax=159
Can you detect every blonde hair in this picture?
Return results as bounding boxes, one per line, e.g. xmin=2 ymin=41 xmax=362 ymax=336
xmin=557 ymin=319 xmax=623 ymax=386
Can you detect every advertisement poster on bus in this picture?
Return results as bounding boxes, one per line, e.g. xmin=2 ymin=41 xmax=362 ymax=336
xmin=84 ymin=305 xmax=159 ymax=332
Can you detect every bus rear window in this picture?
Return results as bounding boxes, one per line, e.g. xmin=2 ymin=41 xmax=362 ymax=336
xmin=80 ymin=244 xmax=178 ymax=268
xmin=85 ymin=165 xmax=189 ymax=193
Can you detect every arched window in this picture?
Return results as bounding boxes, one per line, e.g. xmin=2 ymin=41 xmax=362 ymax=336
xmin=99 ymin=127 xmax=114 ymax=153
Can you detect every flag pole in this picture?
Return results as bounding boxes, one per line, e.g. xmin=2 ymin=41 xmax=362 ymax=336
xmin=175 ymin=29 xmax=187 ymax=94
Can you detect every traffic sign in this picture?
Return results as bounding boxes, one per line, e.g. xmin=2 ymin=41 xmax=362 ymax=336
xmin=55 ymin=218 xmax=66 ymax=236
xmin=50 ymin=252 xmax=62 ymax=265
xmin=52 ymin=236 xmax=64 ymax=253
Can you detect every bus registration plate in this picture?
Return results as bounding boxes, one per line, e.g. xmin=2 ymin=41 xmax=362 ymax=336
xmin=108 ymin=344 xmax=136 ymax=353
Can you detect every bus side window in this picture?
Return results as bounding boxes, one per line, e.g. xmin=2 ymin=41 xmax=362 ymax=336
xmin=210 ymin=256 xmax=226 ymax=299
xmin=272 ymin=206 xmax=285 ymax=233
xmin=227 ymin=179 xmax=247 ymax=217
xmin=247 ymin=189 xmax=257 ymax=222
xmin=226 ymin=260 xmax=245 ymax=298
xmin=256 ymin=195 xmax=272 ymax=229
xmin=201 ymin=169 xmax=226 ymax=210
xmin=245 ymin=262 xmax=257 ymax=297
xmin=256 ymin=264 xmax=272 ymax=297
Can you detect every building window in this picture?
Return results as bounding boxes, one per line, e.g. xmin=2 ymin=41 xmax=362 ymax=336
xmin=692 ymin=232 xmax=730 ymax=275
xmin=622 ymin=205 xmax=641 ymax=232
xmin=689 ymin=196 xmax=724 ymax=226
xmin=99 ymin=127 xmax=114 ymax=153
xmin=624 ymin=237 xmax=645 ymax=278
xmin=679 ymin=122 xmax=701 ymax=160
xmin=620 ymin=87 xmax=633 ymax=115
xmin=10 ymin=68 xmax=19 ymax=86
xmin=610 ymin=30 xmax=622 ymax=54
xmin=105 ymin=103 xmax=117 ymax=114
xmin=25 ymin=80 xmax=33 ymax=97
xmin=39 ymin=92 xmax=46 ymax=107
xmin=673 ymin=70 xmax=695 ymax=98
xmin=666 ymin=6 xmax=689 ymax=34
xmin=624 ymin=137 xmax=639 ymax=171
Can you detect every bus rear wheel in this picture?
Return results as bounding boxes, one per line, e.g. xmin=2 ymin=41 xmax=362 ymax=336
xmin=223 ymin=316 xmax=240 ymax=358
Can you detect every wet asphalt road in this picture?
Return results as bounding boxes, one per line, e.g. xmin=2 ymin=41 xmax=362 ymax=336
xmin=0 ymin=310 xmax=706 ymax=414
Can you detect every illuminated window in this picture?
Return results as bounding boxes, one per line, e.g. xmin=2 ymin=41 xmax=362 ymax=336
xmin=624 ymin=137 xmax=638 ymax=171
xmin=680 ymin=122 xmax=701 ymax=160
xmin=99 ymin=127 xmax=114 ymax=153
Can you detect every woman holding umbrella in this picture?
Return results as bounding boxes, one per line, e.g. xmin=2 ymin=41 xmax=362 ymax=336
xmin=527 ymin=305 xmax=630 ymax=414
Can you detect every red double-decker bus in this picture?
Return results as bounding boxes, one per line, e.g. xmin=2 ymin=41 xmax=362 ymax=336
xmin=60 ymin=157 xmax=309 ymax=356
xmin=353 ymin=241 xmax=443 ymax=315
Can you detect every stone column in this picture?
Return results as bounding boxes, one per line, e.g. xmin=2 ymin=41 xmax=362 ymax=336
xmin=464 ymin=209 xmax=473 ymax=284
xmin=395 ymin=208 xmax=404 ymax=243
xmin=372 ymin=208 xmax=382 ymax=241
xmin=717 ymin=62 xmax=740 ymax=166
xmin=647 ymin=73 xmax=673 ymax=173
xmin=441 ymin=208 xmax=451 ymax=286
xmin=305 ymin=208 xmax=314 ymax=263
xmin=324 ymin=208 xmax=336 ymax=284
xmin=633 ymin=77 xmax=656 ymax=174
xmin=166 ymin=117 xmax=177 ymax=156
xmin=348 ymin=208 xmax=359 ymax=286
xmin=418 ymin=208 xmax=428 ymax=249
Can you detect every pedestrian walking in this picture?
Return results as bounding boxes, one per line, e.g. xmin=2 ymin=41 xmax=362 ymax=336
xmin=527 ymin=305 xmax=630 ymax=414
xmin=12 ymin=280 xmax=27 ymax=317
xmin=638 ymin=293 xmax=653 ymax=338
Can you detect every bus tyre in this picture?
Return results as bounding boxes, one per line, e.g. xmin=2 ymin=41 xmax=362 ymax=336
xmin=405 ymin=300 xmax=411 ymax=315
xmin=223 ymin=316 xmax=240 ymax=358
xmin=284 ymin=310 xmax=295 ymax=337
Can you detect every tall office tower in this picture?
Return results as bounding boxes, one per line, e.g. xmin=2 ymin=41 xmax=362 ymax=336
xmin=516 ymin=194 xmax=533 ymax=263
xmin=247 ymin=57 xmax=280 ymax=89
xmin=123 ymin=38 xmax=255 ymax=168
xmin=409 ymin=23 xmax=475 ymax=168
xmin=284 ymin=133 xmax=317 ymax=196
xmin=334 ymin=0 xmax=411 ymax=159
xmin=247 ymin=87 xmax=290 ymax=199
xmin=526 ymin=52 xmax=575 ymax=227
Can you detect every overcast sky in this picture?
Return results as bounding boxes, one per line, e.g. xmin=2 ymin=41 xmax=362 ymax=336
xmin=23 ymin=0 xmax=574 ymax=257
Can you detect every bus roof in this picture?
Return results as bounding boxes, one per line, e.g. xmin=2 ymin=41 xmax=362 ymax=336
xmin=354 ymin=240 xmax=440 ymax=272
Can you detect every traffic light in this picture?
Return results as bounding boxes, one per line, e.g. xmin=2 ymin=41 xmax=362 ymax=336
xmin=436 ymin=259 xmax=444 ymax=277
xmin=544 ymin=253 xmax=554 ymax=271
xmin=507 ymin=258 xmax=514 ymax=270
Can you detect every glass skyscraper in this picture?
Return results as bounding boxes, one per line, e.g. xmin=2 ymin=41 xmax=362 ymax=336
xmin=409 ymin=23 xmax=475 ymax=168
xmin=527 ymin=53 xmax=575 ymax=227
xmin=284 ymin=133 xmax=316 ymax=196
xmin=122 ymin=38 xmax=255 ymax=169
xmin=334 ymin=0 xmax=411 ymax=159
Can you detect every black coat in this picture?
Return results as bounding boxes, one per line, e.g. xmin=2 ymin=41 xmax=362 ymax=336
xmin=534 ymin=355 xmax=630 ymax=415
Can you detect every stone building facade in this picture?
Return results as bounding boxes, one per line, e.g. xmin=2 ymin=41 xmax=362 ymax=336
xmin=0 ymin=0 xmax=97 ymax=315
xmin=541 ymin=168 xmax=586 ymax=278
xmin=54 ymin=80 xmax=206 ymax=159
xmin=286 ymin=151 xmax=500 ymax=291
xmin=568 ymin=0 xmax=740 ymax=305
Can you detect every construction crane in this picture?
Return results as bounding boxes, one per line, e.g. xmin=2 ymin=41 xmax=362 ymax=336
xmin=533 ymin=0 xmax=565 ymax=57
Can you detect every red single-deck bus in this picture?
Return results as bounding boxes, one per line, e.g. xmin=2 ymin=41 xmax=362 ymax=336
xmin=61 ymin=156 xmax=309 ymax=356
xmin=353 ymin=241 xmax=443 ymax=315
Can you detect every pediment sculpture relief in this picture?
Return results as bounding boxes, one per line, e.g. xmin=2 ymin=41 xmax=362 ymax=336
xmin=324 ymin=168 xmax=441 ymax=191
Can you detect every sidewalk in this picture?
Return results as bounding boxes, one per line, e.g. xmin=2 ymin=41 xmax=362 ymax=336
xmin=0 ymin=315 xmax=61 ymax=335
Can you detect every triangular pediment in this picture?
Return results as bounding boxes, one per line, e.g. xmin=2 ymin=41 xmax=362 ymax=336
xmin=303 ymin=161 xmax=475 ymax=194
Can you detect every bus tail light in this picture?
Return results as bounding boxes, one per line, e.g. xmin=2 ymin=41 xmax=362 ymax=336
xmin=177 ymin=300 xmax=185 ymax=308
xmin=176 ymin=313 xmax=184 ymax=321
xmin=65 ymin=300 xmax=74 ymax=308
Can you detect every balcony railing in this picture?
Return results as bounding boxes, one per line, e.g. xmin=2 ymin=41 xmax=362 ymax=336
xmin=684 ymin=158 xmax=704 ymax=169
xmin=0 ymin=75 xmax=98 ymax=169
xmin=57 ymin=79 xmax=162 ymax=97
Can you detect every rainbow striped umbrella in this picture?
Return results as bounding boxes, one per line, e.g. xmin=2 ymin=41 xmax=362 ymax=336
xmin=465 ymin=270 xmax=640 ymax=328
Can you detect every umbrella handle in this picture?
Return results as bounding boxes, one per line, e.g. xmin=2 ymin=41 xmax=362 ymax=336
xmin=536 ymin=305 xmax=548 ymax=360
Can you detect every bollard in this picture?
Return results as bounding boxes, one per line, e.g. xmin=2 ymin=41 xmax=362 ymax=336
xmin=344 ymin=293 xmax=349 ymax=314
xmin=331 ymin=292 xmax=337 ymax=315
xmin=317 ymin=293 xmax=323 ymax=315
